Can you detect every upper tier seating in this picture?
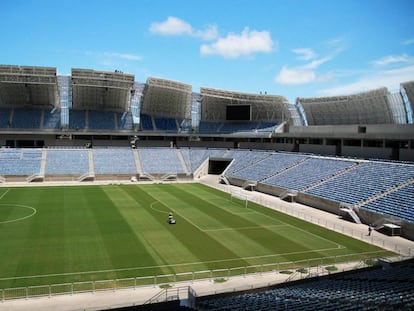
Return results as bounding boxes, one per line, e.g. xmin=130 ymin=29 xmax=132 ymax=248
xmin=198 ymin=121 xmax=279 ymax=134
xmin=154 ymin=116 xmax=178 ymax=131
xmin=219 ymin=122 xmax=259 ymax=133
xmin=43 ymin=108 xmax=61 ymax=129
xmin=256 ymin=121 xmax=280 ymax=132
xmin=93 ymin=148 xmax=137 ymax=174
xmin=117 ymin=112 xmax=134 ymax=130
xmin=0 ymin=108 xmax=133 ymax=131
xmin=0 ymin=108 xmax=11 ymax=128
xmin=69 ymin=110 xmax=86 ymax=130
xmin=88 ymin=110 xmax=115 ymax=130
xmin=140 ymin=114 xmax=154 ymax=130
xmin=198 ymin=121 xmax=222 ymax=133
xmin=11 ymin=108 xmax=42 ymax=129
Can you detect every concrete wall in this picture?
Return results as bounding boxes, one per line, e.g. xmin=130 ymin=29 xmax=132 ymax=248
xmin=342 ymin=146 xmax=393 ymax=160
xmin=299 ymin=144 xmax=336 ymax=156
xmin=287 ymin=124 xmax=414 ymax=139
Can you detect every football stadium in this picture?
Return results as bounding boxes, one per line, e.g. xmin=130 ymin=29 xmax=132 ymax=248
xmin=0 ymin=64 xmax=414 ymax=311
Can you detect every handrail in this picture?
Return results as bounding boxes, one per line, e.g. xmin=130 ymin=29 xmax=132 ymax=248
xmin=1 ymin=251 xmax=402 ymax=301
xmin=143 ymin=286 xmax=189 ymax=305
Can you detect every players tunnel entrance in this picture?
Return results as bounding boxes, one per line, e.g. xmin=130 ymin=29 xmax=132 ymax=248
xmin=208 ymin=157 xmax=233 ymax=174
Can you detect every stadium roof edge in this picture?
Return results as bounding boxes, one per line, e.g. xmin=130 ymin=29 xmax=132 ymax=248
xmin=146 ymin=76 xmax=192 ymax=92
xmin=200 ymin=86 xmax=288 ymax=102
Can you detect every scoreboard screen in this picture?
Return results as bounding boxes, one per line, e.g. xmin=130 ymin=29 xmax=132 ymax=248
xmin=226 ymin=105 xmax=251 ymax=121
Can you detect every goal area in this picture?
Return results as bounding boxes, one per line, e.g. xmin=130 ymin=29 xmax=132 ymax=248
xmin=230 ymin=191 xmax=252 ymax=208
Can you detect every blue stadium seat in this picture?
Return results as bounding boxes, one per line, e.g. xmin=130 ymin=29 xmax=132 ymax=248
xmin=305 ymin=161 xmax=414 ymax=205
xmin=117 ymin=112 xmax=134 ymax=130
xmin=138 ymin=147 xmax=185 ymax=174
xmin=154 ymin=116 xmax=178 ymax=131
xmin=43 ymin=108 xmax=61 ymax=129
xmin=220 ymin=122 xmax=259 ymax=133
xmin=226 ymin=153 xmax=308 ymax=182
xmin=0 ymin=148 xmax=42 ymax=175
xmin=45 ymin=149 xmax=89 ymax=174
xmin=11 ymin=108 xmax=42 ymax=129
xmin=0 ymin=108 xmax=12 ymax=128
xmin=88 ymin=110 xmax=115 ymax=130
xmin=224 ymin=149 xmax=272 ymax=174
xmin=69 ymin=110 xmax=86 ymax=130
xmin=361 ymin=183 xmax=414 ymax=223
xmin=140 ymin=114 xmax=154 ymax=130
xmin=198 ymin=121 xmax=222 ymax=133
xmin=93 ymin=148 xmax=137 ymax=174
xmin=197 ymin=260 xmax=414 ymax=311
xmin=262 ymin=158 xmax=356 ymax=191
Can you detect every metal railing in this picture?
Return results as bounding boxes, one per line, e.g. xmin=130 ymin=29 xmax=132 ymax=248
xmin=0 ymin=252 xmax=399 ymax=301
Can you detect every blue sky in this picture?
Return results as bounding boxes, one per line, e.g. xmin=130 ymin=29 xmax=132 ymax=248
xmin=1 ymin=0 xmax=414 ymax=102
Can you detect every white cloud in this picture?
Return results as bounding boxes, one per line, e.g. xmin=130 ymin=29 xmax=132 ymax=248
xmin=275 ymin=39 xmax=345 ymax=86
xmin=303 ymin=56 xmax=332 ymax=70
xmin=195 ymin=24 xmax=218 ymax=41
xmin=319 ymin=65 xmax=414 ymax=96
xmin=275 ymin=56 xmax=332 ymax=85
xmin=275 ymin=66 xmax=316 ymax=84
xmin=149 ymin=16 xmax=193 ymax=36
xmin=110 ymin=52 xmax=143 ymax=61
xmin=292 ymin=48 xmax=317 ymax=61
xmin=200 ymin=27 xmax=274 ymax=58
xmin=84 ymin=51 xmax=143 ymax=62
xmin=403 ymin=38 xmax=414 ymax=45
xmin=149 ymin=16 xmax=217 ymax=41
xmin=373 ymin=54 xmax=411 ymax=66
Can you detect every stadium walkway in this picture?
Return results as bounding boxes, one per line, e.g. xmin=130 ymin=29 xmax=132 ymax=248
xmin=0 ymin=262 xmax=367 ymax=311
xmin=1 ymin=176 xmax=414 ymax=311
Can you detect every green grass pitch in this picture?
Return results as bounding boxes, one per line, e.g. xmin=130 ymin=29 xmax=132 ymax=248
xmin=0 ymin=183 xmax=392 ymax=289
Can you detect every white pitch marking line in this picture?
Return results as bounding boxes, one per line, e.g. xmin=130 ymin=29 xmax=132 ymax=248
xmin=0 ymin=188 xmax=10 ymax=200
xmin=1 ymin=249 xmax=390 ymax=283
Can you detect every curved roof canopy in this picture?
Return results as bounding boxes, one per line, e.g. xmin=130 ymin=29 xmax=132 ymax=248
xmin=0 ymin=65 xmax=58 ymax=108
xmin=71 ymin=68 xmax=134 ymax=112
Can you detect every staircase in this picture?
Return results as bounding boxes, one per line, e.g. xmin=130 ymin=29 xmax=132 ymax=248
xmin=133 ymin=149 xmax=143 ymax=174
xmin=355 ymin=177 xmax=414 ymax=209
xmin=242 ymin=180 xmax=257 ymax=190
xmin=88 ymin=149 xmax=95 ymax=176
xmin=40 ymin=148 xmax=47 ymax=176
xmin=77 ymin=172 xmax=95 ymax=182
xmin=260 ymin=156 xmax=309 ymax=183
xmin=144 ymin=286 xmax=190 ymax=305
xmin=339 ymin=205 xmax=362 ymax=224
xmin=220 ymin=175 xmax=230 ymax=185
xmin=280 ymin=189 xmax=298 ymax=202
xmin=26 ymin=173 xmax=44 ymax=183
xmin=176 ymin=149 xmax=190 ymax=175
xmin=302 ymin=161 xmax=360 ymax=192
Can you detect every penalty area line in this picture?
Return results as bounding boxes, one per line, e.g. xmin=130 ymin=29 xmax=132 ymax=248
xmin=0 ymin=188 xmax=10 ymax=200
